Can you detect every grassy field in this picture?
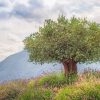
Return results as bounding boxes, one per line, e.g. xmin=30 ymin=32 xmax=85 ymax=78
xmin=0 ymin=70 xmax=100 ymax=100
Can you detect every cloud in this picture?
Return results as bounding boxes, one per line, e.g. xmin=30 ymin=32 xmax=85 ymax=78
xmin=0 ymin=0 xmax=100 ymax=61
xmin=0 ymin=16 xmax=40 ymax=61
xmin=12 ymin=4 xmax=33 ymax=19
xmin=29 ymin=0 xmax=43 ymax=8
xmin=0 ymin=0 xmax=100 ymax=21
xmin=0 ymin=0 xmax=45 ymax=22
xmin=0 ymin=32 xmax=23 ymax=61
xmin=0 ymin=1 xmax=8 ymax=7
xmin=0 ymin=11 xmax=11 ymax=19
xmin=11 ymin=4 xmax=43 ymax=22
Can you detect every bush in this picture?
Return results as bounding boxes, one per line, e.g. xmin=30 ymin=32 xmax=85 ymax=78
xmin=0 ymin=88 xmax=20 ymax=100
xmin=0 ymin=81 xmax=26 ymax=100
xmin=55 ymin=81 xmax=100 ymax=100
xmin=39 ymin=73 xmax=78 ymax=88
xmin=18 ymin=80 xmax=53 ymax=100
xmin=33 ymin=88 xmax=53 ymax=100
xmin=18 ymin=88 xmax=34 ymax=100
xmin=18 ymin=88 xmax=53 ymax=100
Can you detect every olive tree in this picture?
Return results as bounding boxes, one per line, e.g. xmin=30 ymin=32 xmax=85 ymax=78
xmin=24 ymin=16 xmax=100 ymax=76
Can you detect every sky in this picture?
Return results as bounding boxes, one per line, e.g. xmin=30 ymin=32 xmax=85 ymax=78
xmin=0 ymin=0 xmax=100 ymax=61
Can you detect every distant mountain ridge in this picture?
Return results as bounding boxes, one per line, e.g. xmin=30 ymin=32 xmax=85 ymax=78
xmin=0 ymin=50 xmax=62 ymax=82
xmin=0 ymin=50 xmax=100 ymax=83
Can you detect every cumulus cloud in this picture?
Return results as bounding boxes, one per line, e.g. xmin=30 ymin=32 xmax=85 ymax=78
xmin=11 ymin=4 xmax=44 ymax=22
xmin=0 ymin=1 xmax=8 ymax=7
xmin=0 ymin=0 xmax=100 ymax=61
xmin=0 ymin=32 xmax=23 ymax=61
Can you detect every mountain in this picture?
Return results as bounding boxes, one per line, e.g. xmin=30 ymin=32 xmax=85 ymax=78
xmin=0 ymin=50 xmax=100 ymax=82
xmin=0 ymin=51 xmax=62 ymax=82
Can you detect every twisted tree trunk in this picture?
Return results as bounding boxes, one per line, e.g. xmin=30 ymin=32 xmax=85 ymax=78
xmin=62 ymin=59 xmax=77 ymax=77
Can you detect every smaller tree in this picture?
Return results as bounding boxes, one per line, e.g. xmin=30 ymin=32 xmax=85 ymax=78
xmin=24 ymin=16 xmax=100 ymax=76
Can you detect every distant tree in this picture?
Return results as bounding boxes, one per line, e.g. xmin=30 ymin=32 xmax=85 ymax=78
xmin=24 ymin=16 xmax=100 ymax=76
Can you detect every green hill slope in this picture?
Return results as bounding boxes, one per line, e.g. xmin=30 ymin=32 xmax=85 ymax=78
xmin=0 ymin=71 xmax=100 ymax=100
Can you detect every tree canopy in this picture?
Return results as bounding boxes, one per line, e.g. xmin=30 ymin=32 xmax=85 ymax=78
xmin=24 ymin=16 xmax=100 ymax=64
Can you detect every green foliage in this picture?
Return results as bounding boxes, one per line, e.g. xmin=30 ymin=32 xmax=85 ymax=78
xmin=33 ymin=88 xmax=53 ymax=100
xmin=0 ymin=81 xmax=26 ymax=100
xmin=55 ymin=81 xmax=100 ymax=100
xmin=18 ymin=80 xmax=34 ymax=100
xmin=18 ymin=88 xmax=34 ymax=100
xmin=39 ymin=73 xmax=78 ymax=87
xmin=24 ymin=16 xmax=100 ymax=64
xmin=18 ymin=87 xmax=53 ymax=100
xmin=18 ymin=80 xmax=53 ymax=100
xmin=0 ymin=71 xmax=100 ymax=100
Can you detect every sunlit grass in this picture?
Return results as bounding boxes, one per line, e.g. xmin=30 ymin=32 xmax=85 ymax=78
xmin=0 ymin=70 xmax=100 ymax=100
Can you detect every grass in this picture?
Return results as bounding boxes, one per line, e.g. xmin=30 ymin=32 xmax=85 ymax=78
xmin=38 ymin=73 xmax=78 ymax=88
xmin=55 ymin=79 xmax=100 ymax=100
xmin=0 ymin=70 xmax=100 ymax=100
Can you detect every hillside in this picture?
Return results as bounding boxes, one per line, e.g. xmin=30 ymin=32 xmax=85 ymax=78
xmin=0 ymin=71 xmax=100 ymax=100
xmin=0 ymin=51 xmax=62 ymax=82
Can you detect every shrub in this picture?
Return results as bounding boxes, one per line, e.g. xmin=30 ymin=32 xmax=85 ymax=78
xmin=18 ymin=80 xmax=53 ymax=100
xmin=33 ymin=88 xmax=53 ymax=100
xmin=18 ymin=88 xmax=34 ymax=100
xmin=55 ymin=81 xmax=100 ymax=100
xmin=0 ymin=81 xmax=27 ymax=100
xmin=18 ymin=88 xmax=53 ymax=100
xmin=39 ymin=73 xmax=78 ymax=88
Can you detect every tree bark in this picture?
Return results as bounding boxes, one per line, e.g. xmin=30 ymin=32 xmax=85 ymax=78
xmin=62 ymin=61 xmax=69 ymax=77
xmin=62 ymin=59 xmax=77 ymax=76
